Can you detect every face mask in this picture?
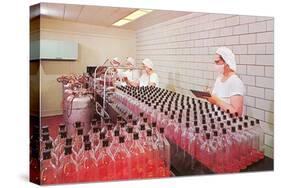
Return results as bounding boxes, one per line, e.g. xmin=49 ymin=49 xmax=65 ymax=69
xmin=214 ymin=64 xmax=225 ymax=74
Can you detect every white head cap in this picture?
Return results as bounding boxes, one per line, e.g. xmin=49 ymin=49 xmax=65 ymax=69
xmin=126 ymin=57 xmax=135 ymax=66
xmin=142 ymin=58 xmax=153 ymax=69
xmin=112 ymin=57 xmax=121 ymax=64
xmin=111 ymin=57 xmax=121 ymax=67
xmin=216 ymin=47 xmax=237 ymax=71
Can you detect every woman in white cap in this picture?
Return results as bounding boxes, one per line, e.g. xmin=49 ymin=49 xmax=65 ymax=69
xmin=108 ymin=57 xmax=123 ymax=85
xmin=205 ymin=47 xmax=245 ymax=116
xmin=121 ymin=57 xmax=139 ymax=86
xmin=125 ymin=58 xmax=159 ymax=87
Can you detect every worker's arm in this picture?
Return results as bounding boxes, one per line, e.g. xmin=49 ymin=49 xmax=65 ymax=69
xmin=205 ymin=95 xmax=244 ymax=116
xmin=124 ymin=77 xmax=139 ymax=87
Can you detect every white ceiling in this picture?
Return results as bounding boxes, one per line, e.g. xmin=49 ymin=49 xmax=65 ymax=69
xmin=33 ymin=3 xmax=190 ymax=30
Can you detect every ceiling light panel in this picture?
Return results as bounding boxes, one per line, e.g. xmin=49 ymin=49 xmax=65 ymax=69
xmin=112 ymin=19 xmax=131 ymax=26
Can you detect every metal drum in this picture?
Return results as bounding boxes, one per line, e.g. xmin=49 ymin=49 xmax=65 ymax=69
xmin=64 ymin=93 xmax=94 ymax=136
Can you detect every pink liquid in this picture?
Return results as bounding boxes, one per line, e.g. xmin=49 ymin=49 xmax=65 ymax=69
xmin=130 ymin=151 xmax=145 ymax=179
xmin=143 ymin=151 xmax=156 ymax=178
xmin=97 ymin=155 xmax=115 ymax=181
xmin=114 ymin=152 xmax=130 ymax=180
xmin=60 ymin=162 xmax=78 ymax=183
xmin=156 ymin=160 xmax=170 ymax=177
xmin=173 ymin=128 xmax=182 ymax=146
xmin=78 ymin=158 xmax=97 ymax=182
xmin=41 ymin=168 xmax=57 ymax=184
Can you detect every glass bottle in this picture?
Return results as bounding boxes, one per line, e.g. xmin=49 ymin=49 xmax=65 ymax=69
xmin=40 ymin=150 xmax=58 ymax=185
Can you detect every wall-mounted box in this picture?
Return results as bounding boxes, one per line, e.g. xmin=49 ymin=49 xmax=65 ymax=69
xmin=30 ymin=40 xmax=78 ymax=61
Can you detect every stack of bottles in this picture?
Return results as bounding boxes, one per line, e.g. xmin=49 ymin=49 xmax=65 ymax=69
xmin=114 ymin=85 xmax=265 ymax=173
xmin=39 ymin=118 xmax=170 ymax=185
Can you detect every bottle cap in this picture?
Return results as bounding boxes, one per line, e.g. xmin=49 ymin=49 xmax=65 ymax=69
xmin=220 ymin=122 xmax=224 ymax=128
xmin=222 ymin=128 xmax=227 ymax=134
xmin=120 ymin=121 xmax=126 ymax=127
xmin=227 ymin=120 xmax=231 ymax=126
xmin=238 ymin=125 xmax=243 ymax=130
xmin=203 ymin=125 xmax=207 ymax=131
xmin=250 ymin=120 xmax=255 ymax=126
xmin=104 ymin=118 xmax=110 ymax=124
xmin=127 ymin=127 xmax=133 ymax=133
xmin=41 ymin=125 xmax=49 ymax=133
xmin=84 ymin=142 xmax=92 ymax=150
xmin=202 ymin=119 xmax=206 ymax=124
xmin=147 ymin=129 xmax=152 ymax=136
xmin=43 ymin=150 xmax=51 ymax=160
xmin=239 ymin=117 xmax=243 ymax=121
xmin=132 ymin=120 xmax=137 ymax=125
xmin=107 ymin=124 xmax=113 ymax=130
xmin=91 ymin=119 xmax=97 ymax=126
xmin=41 ymin=133 xmax=50 ymax=141
xmin=83 ymin=135 xmax=90 ymax=142
xmin=75 ymin=121 xmax=81 ymax=128
xmin=100 ymin=132 xmax=106 ymax=139
xmin=114 ymin=129 xmax=120 ymax=136
xmin=64 ymin=145 xmax=72 ymax=155
xmin=102 ymin=140 xmax=109 ymax=147
xmin=213 ymin=130 xmax=218 ymax=136
xmin=206 ymin=133 xmax=211 ymax=139
xmin=128 ymin=114 xmax=133 ymax=119
xmin=119 ymin=136 xmax=125 ymax=143
xmin=60 ymin=131 xmax=67 ymax=139
xmin=77 ymin=128 xmax=83 ymax=136
xmin=231 ymin=126 xmax=236 ymax=132
xmin=195 ymin=127 xmax=200 ymax=133
xmin=59 ymin=123 xmax=66 ymax=131
xmin=45 ymin=140 xmax=53 ymax=150
xmin=117 ymin=116 xmax=122 ymax=122
xmin=93 ymin=127 xmax=99 ymax=133
xmin=256 ymin=119 xmax=260 ymax=124
xmin=133 ymin=132 xmax=139 ymax=140
xmin=211 ymin=124 xmax=216 ymax=129
xmin=159 ymin=127 xmax=164 ymax=134
xmin=140 ymin=124 xmax=145 ymax=130
xmin=141 ymin=117 xmax=147 ymax=123
xmin=194 ymin=121 xmax=198 ymax=126
xmin=186 ymin=122 xmax=190 ymax=128
xmin=65 ymin=137 xmax=72 ymax=145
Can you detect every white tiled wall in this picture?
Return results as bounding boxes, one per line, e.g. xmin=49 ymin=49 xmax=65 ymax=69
xmin=136 ymin=13 xmax=274 ymax=158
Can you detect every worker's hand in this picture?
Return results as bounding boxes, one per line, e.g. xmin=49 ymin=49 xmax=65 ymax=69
xmin=204 ymin=85 xmax=212 ymax=93
xmin=122 ymin=77 xmax=128 ymax=83
xmin=204 ymin=94 xmax=220 ymax=105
